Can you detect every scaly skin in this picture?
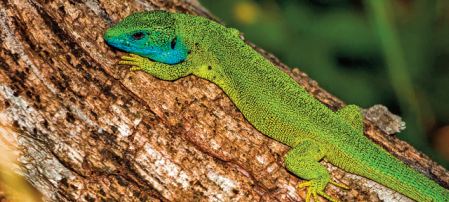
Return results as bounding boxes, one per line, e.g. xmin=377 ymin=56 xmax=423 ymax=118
xmin=104 ymin=11 xmax=449 ymax=201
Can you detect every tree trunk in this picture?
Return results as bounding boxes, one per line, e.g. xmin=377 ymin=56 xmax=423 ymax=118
xmin=0 ymin=0 xmax=447 ymax=201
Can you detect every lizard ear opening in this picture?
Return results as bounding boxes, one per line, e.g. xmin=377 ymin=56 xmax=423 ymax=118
xmin=170 ymin=37 xmax=177 ymax=49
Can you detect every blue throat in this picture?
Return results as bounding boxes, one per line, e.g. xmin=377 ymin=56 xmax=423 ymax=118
xmin=146 ymin=42 xmax=188 ymax=65
xmin=134 ymin=36 xmax=189 ymax=65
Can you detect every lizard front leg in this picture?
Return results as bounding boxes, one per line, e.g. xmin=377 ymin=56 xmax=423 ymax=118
xmin=119 ymin=54 xmax=195 ymax=81
xmin=285 ymin=140 xmax=348 ymax=202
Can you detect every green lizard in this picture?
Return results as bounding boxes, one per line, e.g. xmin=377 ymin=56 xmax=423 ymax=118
xmin=103 ymin=11 xmax=449 ymax=201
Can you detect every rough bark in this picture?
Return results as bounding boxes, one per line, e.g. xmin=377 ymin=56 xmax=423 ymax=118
xmin=0 ymin=0 xmax=447 ymax=201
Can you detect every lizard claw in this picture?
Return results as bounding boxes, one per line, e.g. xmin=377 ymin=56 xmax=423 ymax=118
xmin=118 ymin=54 xmax=148 ymax=71
xmin=329 ymin=180 xmax=349 ymax=190
xmin=297 ymin=180 xmax=343 ymax=202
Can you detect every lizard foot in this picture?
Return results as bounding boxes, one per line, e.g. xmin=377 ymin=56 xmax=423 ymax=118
xmin=119 ymin=54 xmax=148 ymax=71
xmin=298 ymin=179 xmax=347 ymax=202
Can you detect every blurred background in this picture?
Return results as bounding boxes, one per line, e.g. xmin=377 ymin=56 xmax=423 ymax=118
xmin=200 ymin=0 xmax=449 ymax=168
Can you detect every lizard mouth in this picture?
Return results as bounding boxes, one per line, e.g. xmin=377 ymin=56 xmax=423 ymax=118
xmin=104 ymin=31 xmax=129 ymax=48
xmin=103 ymin=35 xmax=132 ymax=52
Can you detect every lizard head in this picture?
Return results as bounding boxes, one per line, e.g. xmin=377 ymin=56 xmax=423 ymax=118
xmin=104 ymin=11 xmax=188 ymax=64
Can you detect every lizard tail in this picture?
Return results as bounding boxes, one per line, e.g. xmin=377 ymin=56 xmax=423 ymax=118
xmin=358 ymin=147 xmax=449 ymax=202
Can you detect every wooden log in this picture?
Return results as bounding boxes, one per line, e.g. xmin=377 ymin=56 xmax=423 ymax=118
xmin=0 ymin=0 xmax=447 ymax=201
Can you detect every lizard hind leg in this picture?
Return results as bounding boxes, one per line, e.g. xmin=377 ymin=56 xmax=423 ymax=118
xmin=285 ymin=140 xmax=346 ymax=202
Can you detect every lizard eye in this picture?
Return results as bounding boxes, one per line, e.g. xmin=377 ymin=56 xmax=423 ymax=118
xmin=132 ymin=32 xmax=145 ymax=40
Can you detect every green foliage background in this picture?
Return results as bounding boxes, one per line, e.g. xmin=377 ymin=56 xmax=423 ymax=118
xmin=201 ymin=0 xmax=449 ymax=167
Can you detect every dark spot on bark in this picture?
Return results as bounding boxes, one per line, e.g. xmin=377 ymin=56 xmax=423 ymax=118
xmin=0 ymin=57 xmax=10 ymax=70
xmin=101 ymin=85 xmax=113 ymax=97
xmin=58 ymin=5 xmax=66 ymax=15
xmin=142 ymin=122 xmax=153 ymax=130
xmin=194 ymin=180 xmax=208 ymax=190
xmin=99 ymin=188 xmax=106 ymax=196
xmin=68 ymin=0 xmax=82 ymax=5
xmin=35 ymin=93 xmax=41 ymax=103
xmin=11 ymin=83 xmax=22 ymax=96
xmin=59 ymin=177 xmax=69 ymax=187
xmin=65 ymin=54 xmax=72 ymax=64
xmin=32 ymin=127 xmax=38 ymax=136
xmin=91 ymin=77 xmax=101 ymax=84
xmin=115 ymin=175 xmax=129 ymax=186
xmin=69 ymin=183 xmax=78 ymax=189
xmin=90 ymin=110 xmax=98 ymax=118
xmin=59 ymin=70 xmax=70 ymax=83
xmin=132 ymin=190 xmax=141 ymax=197
xmin=4 ymin=100 xmax=10 ymax=108
xmin=110 ymin=125 xmax=118 ymax=133
xmin=15 ymin=71 xmax=27 ymax=83
xmin=99 ymin=131 xmax=115 ymax=145
xmin=13 ymin=90 xmax=19 ymax=97
xmin=100 ymin=149 xmax=122 ymax=164
xmin=50 ymin=75 xmax=67 ymax=92
xmin=84 ymin=194 xmax=95 ymax=202
xmin=12 ymin=121 xmax=19 ymax=129
xmin=32 ymin=102 xmax=41 ymax=110
xmin=84 ymin=72 xmax=92 ymax=81
xmin=66 ymin=112 xmax=75 ymax=123
xmin=42 ymin=120 xmax=49 ymax=129
xmin=90 ymin=132 xmax=100 ymax=140
xmin=149 ymin=117 xmax=157 ymax=122
xmin=11 ymin=53 xmax=20 ymax=62
xmin=80 ymin=59 xmax=91 ymax=70
xmin=232 ymin=189 xmax=239 ymax=194
xmin=75 ymin=64 xmax=82 ymax=71
xmin=25 ymin=90 xmax=32 ymax=98
xmin=40 ymin=50 xmax=51 ymax=62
